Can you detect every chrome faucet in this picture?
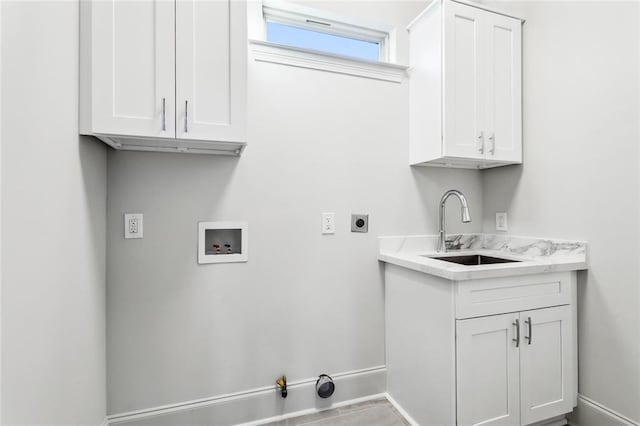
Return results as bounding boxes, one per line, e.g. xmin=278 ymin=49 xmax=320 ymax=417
xmin=438 ymin=189 xmax=472 ymax=252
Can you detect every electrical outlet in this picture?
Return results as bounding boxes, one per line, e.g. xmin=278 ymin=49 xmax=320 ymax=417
xmin=322 ymin=212 xmax=335 ymax=234
xmin=124 ymin=213 xmax=143 ymax=239
xmin=495 ymin=212 xmax=508 ymax=232
xmin=351 ymin=214 xmax=368 ymax=233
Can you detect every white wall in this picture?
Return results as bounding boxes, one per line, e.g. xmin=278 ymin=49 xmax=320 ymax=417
xmin=105 ymin=0 xmax=484 ymax=415
xmin=481 ymin=1 xmax=640 ymax=422
xmin=0 ymin=0 xmax=4 ymax=420
xmin=1 ymin=1 xmax=107 ymax=424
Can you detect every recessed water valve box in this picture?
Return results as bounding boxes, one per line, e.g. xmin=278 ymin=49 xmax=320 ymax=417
xmin=351 ymin=214 xmax=368 ymax=233
xmin=198 ymin=221 xmax=248 ymax=264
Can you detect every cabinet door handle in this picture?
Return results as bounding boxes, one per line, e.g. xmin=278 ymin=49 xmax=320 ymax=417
xmin=477 ymin=131 xmax=484 ymax=153
xmin=488 ymin=133 xmax=495 ymax=155
xmin=525 ymin=316 xmax=532 ymax=345
xmin=512 ymin=319 xmax=520 ymax=347
xmin=184 ymin=100 xmax=189 ymax=133
xmin=161 ymin=98 xmax=166 ymax=131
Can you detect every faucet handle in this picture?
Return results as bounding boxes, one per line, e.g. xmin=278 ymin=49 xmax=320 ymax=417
xmin=445 ymin=235 xmax=463 ymax=250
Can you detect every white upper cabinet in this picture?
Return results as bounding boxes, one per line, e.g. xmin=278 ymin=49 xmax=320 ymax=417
xmin=485 ymin=12 xmax=522 ymax=162
xmin=408 ymin=0 xmax=523 ymax=169
xmin=80 ymin=0 xmax=175 ymax=139
xmin=80 ymin=0 xmax=247 ymax=156
xmin=443 ymin=1 xmax=484 ymax=160
xmin=176 ymin=0 xmax=247 ymax=143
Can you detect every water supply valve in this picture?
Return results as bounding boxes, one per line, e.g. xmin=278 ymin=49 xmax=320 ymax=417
xmin=276 ymin=375 xmax=287 ymax=398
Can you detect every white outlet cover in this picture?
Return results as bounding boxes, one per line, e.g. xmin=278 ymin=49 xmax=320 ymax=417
xmin=495 ymin=212 xmax=508 ymax=232
xmin=124 ymin=213 xmax=143 ymax=239
xmin=322 ymin=212 xmax=335 ymax=234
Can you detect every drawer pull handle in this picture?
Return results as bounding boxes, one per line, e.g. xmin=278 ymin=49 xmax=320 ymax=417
xmin=161 ymin=97 xmax=166 ymax=131
xmin=184 ymin=100 xmax=189 ymax=133
xmin=512 ymin=319 xmax=520 ymax=347
xmin=525 ymin=316 xmax=532 ymax=345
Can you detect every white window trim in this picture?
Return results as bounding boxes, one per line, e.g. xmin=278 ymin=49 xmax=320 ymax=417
xmin=249 ymin=1 xmax=407 ymax=83
xmin=249 ymin=39 xmax=407 ymax=83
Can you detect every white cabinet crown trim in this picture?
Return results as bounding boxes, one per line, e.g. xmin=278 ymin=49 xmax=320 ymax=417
xmin=407 ymin=0 xmax=525 ymax=31
xmin=249 ymin=40 xmax=408 ymax=83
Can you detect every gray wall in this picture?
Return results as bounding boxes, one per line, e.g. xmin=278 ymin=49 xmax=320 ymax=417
xmin=105 ymin=0 xmax=484 ymax=414
xmin=482 ymin=1 xmax=640 ymax=422
xmin=1 ymin=1 xmax=107 ymax=424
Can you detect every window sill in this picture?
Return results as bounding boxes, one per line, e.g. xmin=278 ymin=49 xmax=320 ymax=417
xmin=249 ymin=40 xmax=408 ymax=83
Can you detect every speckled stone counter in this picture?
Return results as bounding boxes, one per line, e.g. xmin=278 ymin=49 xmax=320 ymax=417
xmin=378 ymin=234 xmax=587 ymax=281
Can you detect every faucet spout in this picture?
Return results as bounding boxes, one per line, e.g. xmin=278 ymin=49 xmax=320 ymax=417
xmin=461 ymin=205 xmax=471 ymax=223
xmin=438 ymin=189 xmax=472 ymax=253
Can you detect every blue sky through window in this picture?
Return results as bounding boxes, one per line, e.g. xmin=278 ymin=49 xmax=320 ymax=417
xmin=266 ymin=21 xmax=380 ymax=61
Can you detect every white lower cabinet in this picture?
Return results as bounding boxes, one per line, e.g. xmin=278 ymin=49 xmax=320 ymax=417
xmin=456 ymin=313 xmax=521 ymax=426
xmin=519 ymin=306 xmax=574 ymax=425
xmin=457 ymin=306 xmax=574 ymax=426
xmin=384 ymin=267 xmax=578 ymax=426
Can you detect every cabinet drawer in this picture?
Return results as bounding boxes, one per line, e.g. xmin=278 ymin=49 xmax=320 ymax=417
xmin=455 ymin=272 xmax=573 ymax=319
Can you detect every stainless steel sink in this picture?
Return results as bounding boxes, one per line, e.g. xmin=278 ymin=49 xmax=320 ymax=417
xmin=427 ymin=254 xmax=521 ymax=266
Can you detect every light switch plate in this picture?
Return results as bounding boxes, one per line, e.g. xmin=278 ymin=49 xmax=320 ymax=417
xmin=124 ymin=213 xmax=143 ymax=239
xmin=322 ymin=212 xmax=335 ymax=234
xmin=495 ymin=212 xmax=508 ymax=232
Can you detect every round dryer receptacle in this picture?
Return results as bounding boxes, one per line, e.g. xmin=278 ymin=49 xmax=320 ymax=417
xmin=316 ymin=374 xmax=335 ymax=398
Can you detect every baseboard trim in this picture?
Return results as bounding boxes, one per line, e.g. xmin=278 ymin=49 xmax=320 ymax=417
xmin=568 ymin=394 xmax=638 ymax=426
xmin=385 ymin=393 xmax=419 ymax=426
xmin=238 ymin=393 xmax=388 ymax=426
xmin=536 ymin=417 xmax=567 ymax=426
xmin=107 ymin=365 xmax=386 ymax=425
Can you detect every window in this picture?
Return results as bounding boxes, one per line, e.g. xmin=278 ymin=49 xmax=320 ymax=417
xmin=266 ymin=21 xmax=380 ymax=61
xmin=250 ymin=2 xmax=407 ymax=83
xmin=262 ymin=2 xmax=392 ymax=63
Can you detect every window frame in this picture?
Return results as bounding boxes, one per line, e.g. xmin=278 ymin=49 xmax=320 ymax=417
xmin=259 ymin=1 xmax=397 ymax=63
xmin=248 ymin=1 xmax=408 ymax=83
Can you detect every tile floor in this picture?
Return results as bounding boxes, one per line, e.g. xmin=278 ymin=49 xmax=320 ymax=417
xmin=265 ymin=398 xmax=410 ymax=426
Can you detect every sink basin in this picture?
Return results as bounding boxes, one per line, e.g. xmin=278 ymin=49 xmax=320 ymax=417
xmin=427 ymin=254 xmax=521 ymax=266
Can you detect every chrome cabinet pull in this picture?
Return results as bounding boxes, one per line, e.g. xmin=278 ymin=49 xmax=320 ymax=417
xmin=184 ymin=100 xmax=188 ymax=133
xmin=512 ymin=319 xmax=520 ymax=347
xmin=477 ymin=131 xmax=484 ymax=153
xmin=161 ymin=98 xmax=166 ymax=131
xmin=488 ymin=133 xmax=495 ymax=155
xmin=525 ymin=316 xmax=532 ymax=345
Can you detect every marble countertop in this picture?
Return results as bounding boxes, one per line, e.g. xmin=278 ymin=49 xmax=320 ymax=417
xmin=378 ymin=234 xmax=588 ymax=281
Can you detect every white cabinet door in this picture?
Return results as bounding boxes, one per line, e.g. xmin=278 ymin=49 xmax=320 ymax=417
xmin=484 ymin=12 xmax=522 ymax=162
xmin=457 ymin=313 xmax=521 ymax=426
xmin=176 ymin=0 xmax=247 ymax=143
xmin=443 ymin=1 xmax=486 ymax=159
xmin=520 ymin=306 xmax=574 ymax=425
xmin=91 ymin=0 xmax=175 ymax=137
